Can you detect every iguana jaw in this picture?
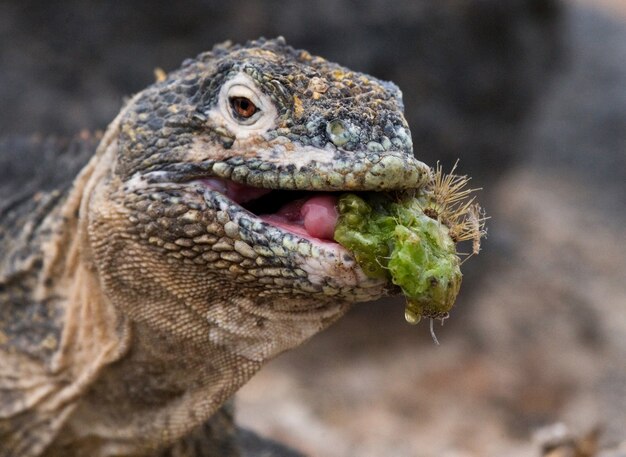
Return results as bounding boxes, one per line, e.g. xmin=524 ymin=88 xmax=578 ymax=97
xmin=193 ymin=176 xmax=389 ymax=302
xmin=123 ymin=139 xmax=431 ymax=302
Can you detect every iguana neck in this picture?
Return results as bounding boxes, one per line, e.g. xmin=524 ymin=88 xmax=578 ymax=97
xmin=44 ymin=132 xmax=261 ymax=456
xmin=46 ymin=140 xmax=131 ymax=373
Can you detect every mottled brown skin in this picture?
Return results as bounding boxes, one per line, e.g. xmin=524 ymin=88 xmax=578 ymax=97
xmin=0 ymin=38 xmax=429 ymax=456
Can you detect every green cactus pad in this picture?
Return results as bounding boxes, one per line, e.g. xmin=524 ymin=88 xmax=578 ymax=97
xmin=334 ymin=192 xmax=463 ymax=323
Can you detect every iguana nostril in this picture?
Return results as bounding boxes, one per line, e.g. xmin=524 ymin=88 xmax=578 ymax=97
xmin=326 ymin=119 xmax=351 ymax=147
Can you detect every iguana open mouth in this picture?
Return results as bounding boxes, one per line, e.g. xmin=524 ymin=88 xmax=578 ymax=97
xmin=200 ymin=177 xmax=341 ymax=242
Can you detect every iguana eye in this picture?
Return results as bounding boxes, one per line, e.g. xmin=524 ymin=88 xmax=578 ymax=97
xmin=230 ymin=97 xmax=258 ymax=120
xmin=214 ymin=73 xmax=278 ymax=136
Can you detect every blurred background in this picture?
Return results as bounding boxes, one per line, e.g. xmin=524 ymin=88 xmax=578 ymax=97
xmin=1 ymin=0 xmax=624 ymax=455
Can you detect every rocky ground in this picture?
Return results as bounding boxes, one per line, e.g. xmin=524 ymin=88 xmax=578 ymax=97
xmin=1 ymin=0 xmax=624 ymax=455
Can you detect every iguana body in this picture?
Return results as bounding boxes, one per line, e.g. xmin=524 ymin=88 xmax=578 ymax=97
xmin=0 ymin=38 xmax=429 ymax=456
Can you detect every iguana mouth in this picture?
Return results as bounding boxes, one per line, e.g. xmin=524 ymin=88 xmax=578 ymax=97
xmin=200 ymin=177 xmax=341 ymax=242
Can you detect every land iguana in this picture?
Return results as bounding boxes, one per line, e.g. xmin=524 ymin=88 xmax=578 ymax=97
xmin=0 ymin=37 xmax=431 ymax=456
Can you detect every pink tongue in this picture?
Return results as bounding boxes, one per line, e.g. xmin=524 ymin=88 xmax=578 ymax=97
xmin=301 ymin=195 xmax=339 ymax=240
xmin=300 ymin=195 xmax=339 ymax=240
xmin=261 ymin=195 xmax=339 ymax=241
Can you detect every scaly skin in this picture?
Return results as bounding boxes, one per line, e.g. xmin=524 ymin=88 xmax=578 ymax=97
xmin=0 ymin=37 xmax=430 ymax=456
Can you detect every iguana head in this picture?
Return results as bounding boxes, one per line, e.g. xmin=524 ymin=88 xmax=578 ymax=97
xmin=87 ymin=37 xmax=430 ymax=361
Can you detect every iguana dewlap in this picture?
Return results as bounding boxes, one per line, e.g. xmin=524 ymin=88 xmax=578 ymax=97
xmin=0 ymin=37 xmax=430 ymax=456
